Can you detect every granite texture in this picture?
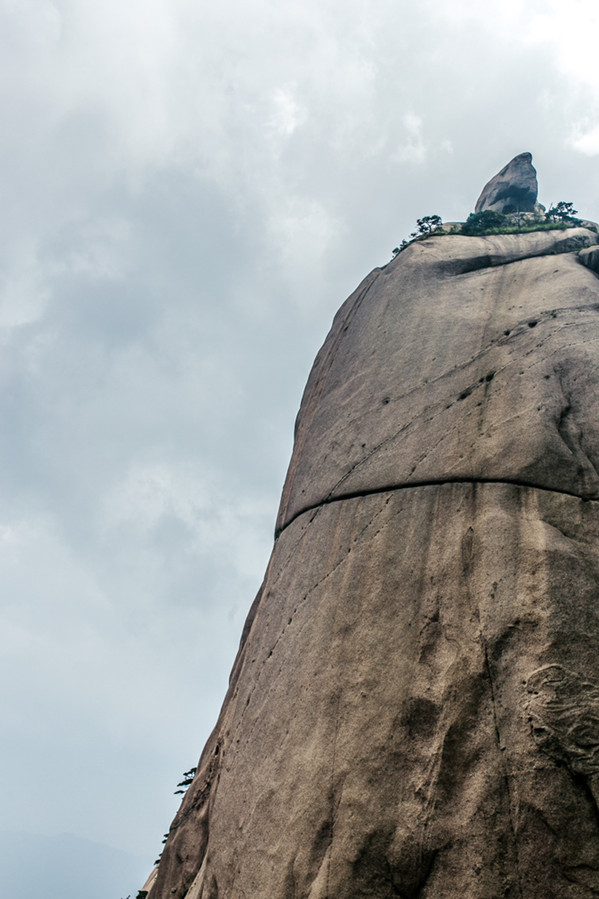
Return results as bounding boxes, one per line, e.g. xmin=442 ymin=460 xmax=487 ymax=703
xmin=474 ymin=152 xmax=538 ymax=214
xmin=148 ymin=224 xmax=599 ymax=899
xmin=277 ymin=227 xmax=599 ymax=532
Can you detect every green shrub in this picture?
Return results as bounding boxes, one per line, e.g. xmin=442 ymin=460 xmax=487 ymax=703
xmin=461 ymin=210 xmax=510 ymax=235
xmin=460 ymin=214 xmax=575 ymax=238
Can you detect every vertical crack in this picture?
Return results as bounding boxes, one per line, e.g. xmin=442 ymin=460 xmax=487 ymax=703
xmin=325 ymin=692 xmax=342 ymax=899
xmin=483 ymin=643 xmax=524 ymax=899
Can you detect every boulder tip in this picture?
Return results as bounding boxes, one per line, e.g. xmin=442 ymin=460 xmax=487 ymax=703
xmin=475 ymin=151 xmax=538 ymax=214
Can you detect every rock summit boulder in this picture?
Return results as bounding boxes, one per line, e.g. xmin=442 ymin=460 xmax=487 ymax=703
xmin=146 ymin=180 xmax=599 ymax=899
xmin=475 ymin=151 xmax=538 ymax=214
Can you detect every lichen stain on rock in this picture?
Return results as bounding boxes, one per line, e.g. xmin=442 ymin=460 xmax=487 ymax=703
xmin=525 ymin=664 xmax=599 ymax=776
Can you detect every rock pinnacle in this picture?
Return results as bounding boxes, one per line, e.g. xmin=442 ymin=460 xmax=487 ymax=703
xmin=475 ymin=151 xmax=538 ymax=213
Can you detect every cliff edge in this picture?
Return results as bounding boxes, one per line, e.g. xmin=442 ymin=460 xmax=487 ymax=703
xmin=147 ymin=169 xmax=599 ymax=898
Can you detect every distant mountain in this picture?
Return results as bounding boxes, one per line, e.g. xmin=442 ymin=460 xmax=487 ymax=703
xmin=0 ymin=830 xmax=148 ymax=899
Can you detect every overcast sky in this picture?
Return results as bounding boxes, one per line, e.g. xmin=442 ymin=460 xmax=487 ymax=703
xmin=3 ymin=1 xmax=599 ymax=896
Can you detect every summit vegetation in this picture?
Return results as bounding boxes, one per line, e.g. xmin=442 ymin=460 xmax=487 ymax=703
xmin=461 ymin=204 xmax=582 ymax=236
xmin=392 ymin=201 xmax=594 ymax=259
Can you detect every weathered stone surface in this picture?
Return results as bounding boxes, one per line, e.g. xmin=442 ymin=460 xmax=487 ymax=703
xmin=140 ymin=867 xmax=158 ymax=894
xmin=148 ymin=224 xmax=599 ymax=898
xmin=277 ymin=227 xmax=599 ymax=532
xmin=475 ymin=152 xmax=538 ymax=214
xmin=579 ymin=244 xmax=599 ymax=275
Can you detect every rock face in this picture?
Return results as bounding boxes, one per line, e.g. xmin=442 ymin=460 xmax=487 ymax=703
xmin=148 ymin=223 xmax=599 ymax=898
xmin=475 ymin=152 xmax=538 ymax=213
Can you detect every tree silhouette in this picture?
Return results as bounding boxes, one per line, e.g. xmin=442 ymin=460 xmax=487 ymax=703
xmin=545 ymin=201 xmax=579 ymax=224
xmin=416 ymin=214 xmax=442 ymax=234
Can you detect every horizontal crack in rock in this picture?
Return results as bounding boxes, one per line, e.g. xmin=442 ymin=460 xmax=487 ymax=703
xmin=276 ymin=477 xmax=599 ymax=538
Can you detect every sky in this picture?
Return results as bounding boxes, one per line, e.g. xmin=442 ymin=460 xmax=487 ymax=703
xmin=3 ymin=1 xmax=599 ymax=896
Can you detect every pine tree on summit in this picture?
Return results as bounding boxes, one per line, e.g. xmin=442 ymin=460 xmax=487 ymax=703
xmin=416 ymin=214 xmax=442 ymax=234
xmin=545 ymin=201 xmax=579 ymax=224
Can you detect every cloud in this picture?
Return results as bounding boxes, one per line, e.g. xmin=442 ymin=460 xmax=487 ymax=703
xmin=0 ymin=241 xmax=51 ymax=327
xmin=392 ymin=113 xmax=427 ymax=164
xmin=267 ymin=87 xmax=307 ymax=141
xmin=570 ymin=123 xmax=599 ymax=156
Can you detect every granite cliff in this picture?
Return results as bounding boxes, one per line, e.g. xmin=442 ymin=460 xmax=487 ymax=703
xmin=146 ymin=160 xmax=599 ymax=898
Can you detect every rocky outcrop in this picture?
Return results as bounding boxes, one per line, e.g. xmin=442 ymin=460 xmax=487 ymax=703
xmin=148 ymin=224 xmax=599 ymax=898
xmin=579 ymin=244 xmax=599 ymax=275
xmin=475 ymin=152 xmax=538 ymax=214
